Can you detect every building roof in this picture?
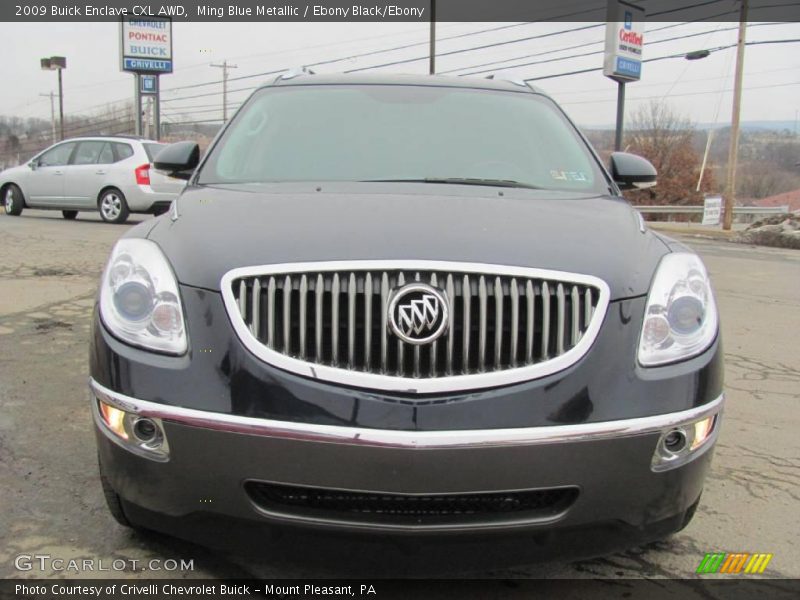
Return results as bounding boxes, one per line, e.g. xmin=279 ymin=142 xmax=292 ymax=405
xmin=754 ymin=189 xmax=800 ymax=213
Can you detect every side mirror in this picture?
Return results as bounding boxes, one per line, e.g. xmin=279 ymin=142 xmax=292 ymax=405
xmin=28 ymin=161 xmax=38 ymax=171
xmin=609 ymin=152 xmax=657 ymax=190
xmin=153 ymin=142 xmax=200 ymax=181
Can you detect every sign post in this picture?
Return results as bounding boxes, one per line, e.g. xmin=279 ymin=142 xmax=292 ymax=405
xmin=604 ymin=1 xmax=645 ymax=151
xmin=120 ymin=17 xmax=172 ymax=139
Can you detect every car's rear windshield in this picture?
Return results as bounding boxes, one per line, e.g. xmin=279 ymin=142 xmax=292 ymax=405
xmin=143 ymin=143 xmax=166 ymax=162
xmin=197 ymin=84 xmax=607 ymax=193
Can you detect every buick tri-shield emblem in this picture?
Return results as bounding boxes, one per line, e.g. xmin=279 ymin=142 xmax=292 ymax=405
xmin=388 ymin=283 xmax=449 ymax=345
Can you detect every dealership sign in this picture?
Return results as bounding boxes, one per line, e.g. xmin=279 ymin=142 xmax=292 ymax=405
xmin=120 ymin=17 xmax=173 ymax=73
xmin=604 ymin=0 xmax=645 ymax=82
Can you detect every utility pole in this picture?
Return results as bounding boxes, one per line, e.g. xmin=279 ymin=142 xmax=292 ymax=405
xmin=210 ymin=60 xmax=238 ymax=122
xmin=723 ymin=0 xmax=748 ymax=231
xmin=429 ymin=0 xmax=436 ymax=74
xmin=39 ymin=92 xmax=56 ymax=143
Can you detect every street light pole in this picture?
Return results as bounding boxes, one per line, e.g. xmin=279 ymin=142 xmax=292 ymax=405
xmin=40 ymin=56 xmax=66 ymax=141
xmin=39 ymin=92 xmax=56 ymax=143
xmin=57 ymin=67 xmax=64 ymax=140
xmin=723 ymin=0 xmax=748 ymax=231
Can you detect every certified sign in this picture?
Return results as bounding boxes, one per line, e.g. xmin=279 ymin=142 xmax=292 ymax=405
xmin=702 ymin=196 xmax=722 ymax=226
xmin=120 ymin=17 xmax=173 ymax=74
xmin=604 ymin=0 xmax=645 ymax=82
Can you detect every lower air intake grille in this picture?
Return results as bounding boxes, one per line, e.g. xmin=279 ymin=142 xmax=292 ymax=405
xmin=245 ymin=481 xmax=579 ymax=526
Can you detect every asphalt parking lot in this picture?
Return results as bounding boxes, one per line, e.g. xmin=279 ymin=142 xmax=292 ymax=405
xmin=0 ymin=209 xmax=798 ymax=581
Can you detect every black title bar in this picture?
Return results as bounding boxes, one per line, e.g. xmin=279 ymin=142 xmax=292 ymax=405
xmin=3 ymin=579 xmax=800 ymax=600
xmin=4 ymin=0 xmax=800 ymax=22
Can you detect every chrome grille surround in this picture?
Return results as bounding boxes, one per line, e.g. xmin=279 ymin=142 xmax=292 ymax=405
xmin=220 ymin=261 xmax=610 ymax=394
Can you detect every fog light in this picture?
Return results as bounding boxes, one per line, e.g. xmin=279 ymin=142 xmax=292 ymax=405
xmin=652 ymin=414 xmax=719 ymax=472
xmin=132 ymin=417 xmax=160 ymax=445
xmin=95 ymin=398 xmax=169 ymax=461
xmin=663 ymin=428 xmax=687 ymax=452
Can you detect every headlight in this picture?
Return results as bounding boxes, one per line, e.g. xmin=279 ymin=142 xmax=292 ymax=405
xmin=99 ymin=238 xmax=187 ymax=354
xmin=638 ymin=252 xmax=718 ymax=366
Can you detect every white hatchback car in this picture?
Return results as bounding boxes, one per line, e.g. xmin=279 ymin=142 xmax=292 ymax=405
xmin=0 ymin=135 xmax=185 ymax=224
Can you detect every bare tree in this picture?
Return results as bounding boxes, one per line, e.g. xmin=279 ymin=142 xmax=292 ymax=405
xmin=624 ymin=101 xmax=716 ymax=206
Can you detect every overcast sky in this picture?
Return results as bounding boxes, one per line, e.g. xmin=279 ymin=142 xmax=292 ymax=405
xmin=2 ymin=21 xmax=798 ymax=128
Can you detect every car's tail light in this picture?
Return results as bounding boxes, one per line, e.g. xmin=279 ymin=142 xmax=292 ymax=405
xmin=135 ymin=163 xmax=151 ymax=186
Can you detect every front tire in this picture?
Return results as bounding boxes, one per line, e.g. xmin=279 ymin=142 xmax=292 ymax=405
xmin=98 ymin=189 xmax=130 ymax=224
xmin=62 ymin=210 xmax=78 ymax=220
xmin=3 ymin=184 xmax=24 ymax=216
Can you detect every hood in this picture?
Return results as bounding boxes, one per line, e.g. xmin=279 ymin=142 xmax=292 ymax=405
xmin=146 ymin=182 xmax=669 ymax=300
xmin=0 ymin=164 xmax=30 ymax=181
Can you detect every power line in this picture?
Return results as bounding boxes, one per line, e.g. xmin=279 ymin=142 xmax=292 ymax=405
xmin=458 ymin=25 xmax=743 ymax=77
xmin=158 ymin=11 xmax=621 ymax=96
xmin=159 ymin=22 xmax=538 ymax=95
xmin=344 ymin=23 xmax=604 ymax=73
xmin=343 ymin=0 xmax=738 ymax=74
xmin=440 ymin=16 xmax=752 ymax=76
xmin=524 ymin=39 xmax=800 ymax=83
xmin=454 ymin=20 xmax=785 ymax=78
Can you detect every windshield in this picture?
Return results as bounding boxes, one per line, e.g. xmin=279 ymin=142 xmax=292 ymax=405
xmin=197 ymin=84 xmax=606 ymax=193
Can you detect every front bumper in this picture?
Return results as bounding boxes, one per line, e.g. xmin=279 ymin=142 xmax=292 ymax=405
xmin=90 ymin=288 xmax=724 ymax=542
xmin=92 ymin=377 xmax=722 ymax=535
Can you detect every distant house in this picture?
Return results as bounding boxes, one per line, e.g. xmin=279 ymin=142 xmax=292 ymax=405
xmin=754 ymin=189 xmax=800 ymax=214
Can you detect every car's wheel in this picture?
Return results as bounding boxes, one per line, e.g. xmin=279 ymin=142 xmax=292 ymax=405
xmin=98 ymin=458 xmax=134 ymax=528
xmin=3 ymin=184 xmax=24 ymax=216
xmin=62 ymin=210 xmax=78 ymax=220
xmin=98 ymin=188 xmax=130 ymax=224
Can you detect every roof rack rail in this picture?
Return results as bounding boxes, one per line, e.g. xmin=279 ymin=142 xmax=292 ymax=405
xmin=485 ymin=73 xmax=546 ymax=95
xmin=273 ymin=66 xmax=316 ymax=83
xmin=485 ymin=73 xmax=528 ymax=88
xmin=100 ymin=134 xmax=149 ymax=139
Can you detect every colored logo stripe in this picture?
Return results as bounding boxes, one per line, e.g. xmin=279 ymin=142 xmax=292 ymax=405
xmin=697 ymin=553 xmax=773 ymax=574
xmin=720 ymin=553 xmax=749 ymax=573
xmin=745 ymin=553 xmax=773 ymax=574
xmin=697 ymin=553 xmax=726 ymax=573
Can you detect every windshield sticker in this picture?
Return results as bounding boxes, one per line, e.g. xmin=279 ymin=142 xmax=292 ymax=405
xmin=550 ymin=170 xmax=589 ymax=182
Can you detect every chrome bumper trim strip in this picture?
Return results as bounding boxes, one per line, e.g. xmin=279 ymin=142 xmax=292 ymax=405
xmin=90 ymin=378 xmax=723 ymax=450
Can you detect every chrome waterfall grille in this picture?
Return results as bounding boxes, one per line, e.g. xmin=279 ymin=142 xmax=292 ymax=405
xmin=221 ymin=262 xmax=610 ymax=393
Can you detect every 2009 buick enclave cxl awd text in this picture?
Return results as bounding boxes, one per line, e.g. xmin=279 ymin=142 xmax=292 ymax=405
xmin=89 ymin=72 xmax=723 ymax=558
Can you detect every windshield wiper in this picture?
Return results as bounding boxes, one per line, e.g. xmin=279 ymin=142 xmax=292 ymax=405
xmin=363 ymin=178 xmax=543 ymax=190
